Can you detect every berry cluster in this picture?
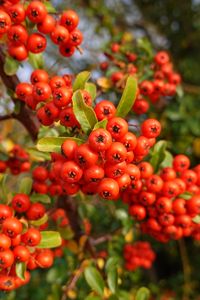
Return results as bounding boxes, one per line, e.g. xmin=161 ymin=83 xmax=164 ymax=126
xmin=0 ymin=194 xmax=54 ymax=291
xmin=124 ymin=241 xmax=155 ymax=271
xmin=122 ymin=155 xmax=200 ymax=242
xmin=15 ymin=69 xmax=81 ymax=127
xmin=40 ymin=117 xmax=161 ymax=199
xmin=0 ymin=144 xmax=30 ymax=175
xmin=100 ymin=40 xmax=181 ymax=115
xmin=0 ymin=1 xmax=82 ymax=61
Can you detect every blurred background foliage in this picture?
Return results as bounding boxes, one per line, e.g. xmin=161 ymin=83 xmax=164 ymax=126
xmin=0 ymin=0 xmax=200 ymax=299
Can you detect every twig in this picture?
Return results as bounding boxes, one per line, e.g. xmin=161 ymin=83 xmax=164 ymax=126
xmin=90 ymin=234 xmax=112 ymax=245
xmin=182 ymin=83 xmax=200 ymax=95
xmin=61 ymin=263 xmax=85 ymax=300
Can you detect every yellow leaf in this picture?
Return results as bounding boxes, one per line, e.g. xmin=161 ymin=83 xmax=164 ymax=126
xmin=125 ymin=229 xmax=133 ymax=243
xmin=104 ymin=287 xmax=112 ymax=298
xmin=97 ymin=77 xmax=112 ymax=90
xmin=97 ymin=258 xmax=105 ymax=270
xmin=122 ymin=32 xmax=134 ymax=42
xmin=67 ymin=290 xmax=77 ymax=299
xmin=1 ymin=138 xmax=14 ymax=152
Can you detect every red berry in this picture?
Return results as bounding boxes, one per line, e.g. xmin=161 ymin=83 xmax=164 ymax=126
xmin=11 ymin=193 xmax=31 ymax=213
xmin=26 ymin=1 xmax=47 ymax=23
xmin=27 ymin=33 xmax=47 ymax=54
xmin=141 ymin=119 xmax=161 ymax=138
xmin=61 ymin=161 xmax=83 ymax=183
xmin=2 ymin=217 xmax=22 ymax=238
xmin=98 ymin=178 xmax=119 ymax=200
xmin=60 ymin=10 xmax=79 ymax=32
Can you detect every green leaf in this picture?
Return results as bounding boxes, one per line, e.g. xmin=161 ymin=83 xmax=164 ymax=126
xmin=160 ymin=150 xmax=173 ymax=168
xmin=0 ymin=174 xmax=9 ymax=202
xmin=85 ymin=82 xmax=97 ymax=100
xmin=43 ymin=1 xmax=56 ymax=13
xmin=135 ymin=287 xmax=150 ymax=300
xmin=137 ymin=38 xmax=153 ymax=58
xmin=84 ymin=266 xmax=105 ymax=296
xmin=30 ymin=213 xmax=48 ymax=227
xmin=4 ymin=56 xmax=20 ymax=76
xmin=37 ymin=136 xmax=83 ymax=152
xmin=193 ymin=215 xmax=200 ymax=224
xmin=108 ymin=296 xmax=119 ymax=300
xmin=30 ymin=193 xmax=51 ymax=204
xmin=19 ymin=177 xmax=33 ymax=195
xmin=72 ymin=91 xmax=98 ymax=134
xmin=179 ymin=192 xmax=193 ymax=200
xmin=150 ymin=140 xmax=168 ymax=173
xmin=28 ymin=53 xmax=44 ymax=69
xmin=93 ymin=119 xmax=108 ymax=130
xmin=115 ymin=209 xmax=128 ymax=221
xmin=116 ymin=76 xmax=137 ymax=118
xmin=27 ymin=147 xmax=51 ymax=162
xmin=107 ymin=269 xmax=118 ymax=294
xmin=118 ymin=291 xmax=130 ymax=300
xmin=106 ymin=257 xmax=120 ymax=272
xmin=176 ymin=85 xmax=184 ymax=98
xmin=38 ymin=231 xmax=62 ymax=249
xmin=73 ymin=71 xmax=91 ymax=91
xmin=16 ymin=262 xmax=26 ymax=280
xmin=85 ymin=296 xmax=102 ymax=300
xmin=59 ymin=227 xmax=74 ymax=240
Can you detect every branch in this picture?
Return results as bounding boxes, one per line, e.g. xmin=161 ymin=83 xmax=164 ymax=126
xmin=0 ymin=114 xmax=12 ymax=122
xmin=182 ymin=83 xmax=200 ymax=95
xmin=61 ymin=262 xmax=86 ymax=300
xmin=0 ymin=48 xmax=40 ymax=141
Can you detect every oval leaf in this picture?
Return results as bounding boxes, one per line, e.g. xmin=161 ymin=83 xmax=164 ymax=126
xmin=27 ymin=147 xmax=51 ymax=162
xmin=72 ymin=91 xmax=98 ymax=134
xmin=19 ymin=177 xmax=33 ymax=195
xmin=150 ymin=140 xmax=168 ymax=173
xmin=85 ymin=82 xmax=97 ymax=100
xmin=28 ymin=53 xmax=44 ymax=69
xmin=30 ymin=213 xmax=48 ymax=227
xmin=38 ymin=231 xmax=62 ymax=249
xmin=85 ymin=296 xmax=102 ymax=300
xmin=106 ymin=257 xmax=120 ymax=272
xmin=37 ymin=137 xmax=83 ymax=152
xmin=107 ymin=269 xmax=118 ymax=294
xmin=160 ymin=150 xmax=173 ymax=168
xmin=116 ymin=76 xmax=137 ymax=118
xmin=135 ymin=287 xmax=150 ymax=300
xmin=179 ymin=192 xmax=193 ymax=200
xmin=193 ymin=215 xmax=200 ymax=224
xmin=84 ymin=266 xmax=105 ymax=296
xmin=16 ymin=262 xmax=26 ymax=280
xmin=73 ymin=71 xmax=91 ymax=91
xmin=4 ymin=56 xmax=20 ymax=76
xmin=93 ymin=119 xmax=108 ymax=130
xmin=43 ymin=1 xmax=56 ymax=13
xmin=30 ymin=193 xmax=51 ymax=204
